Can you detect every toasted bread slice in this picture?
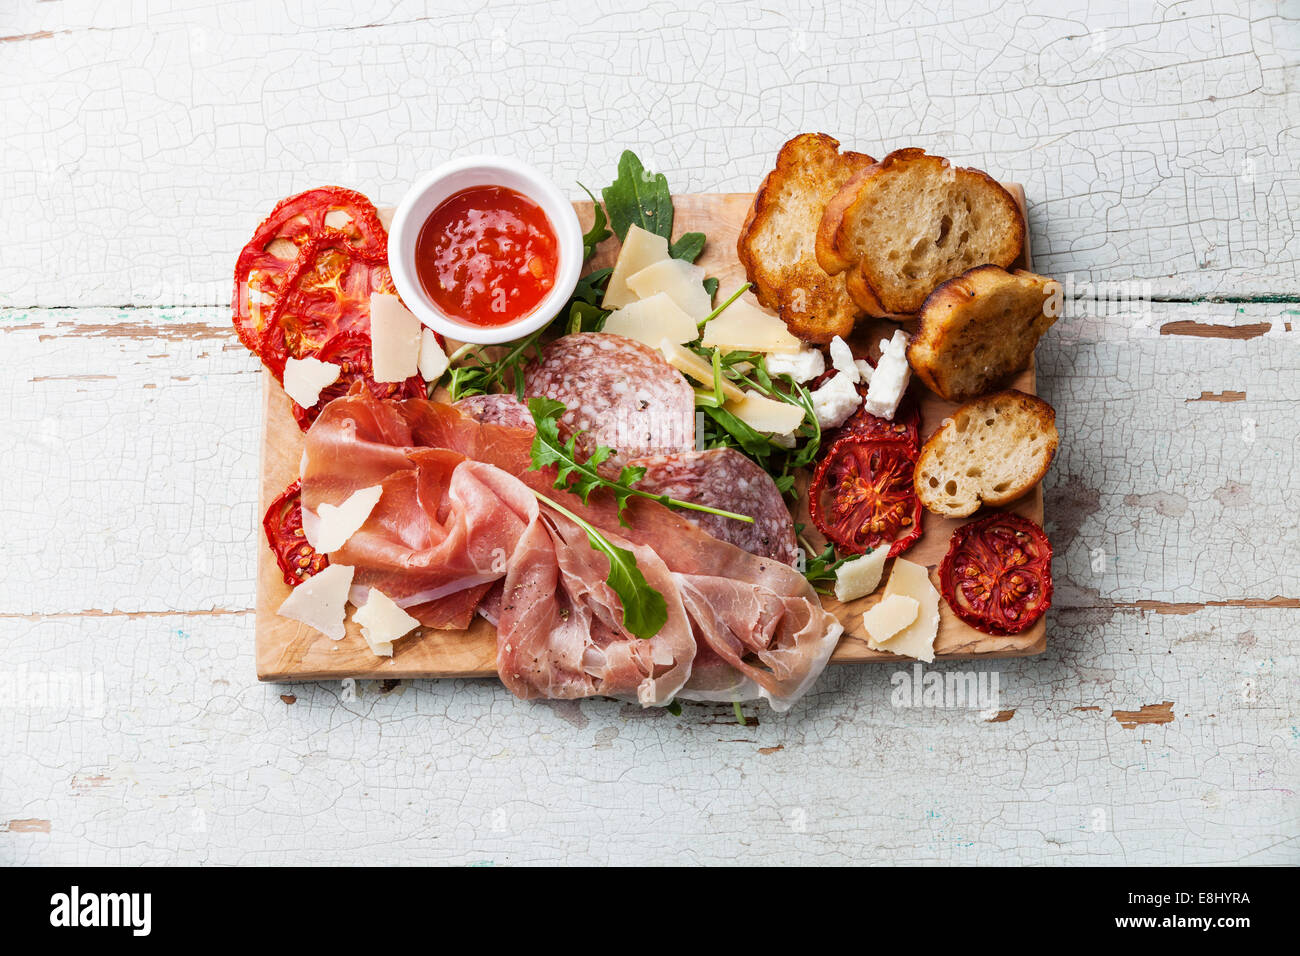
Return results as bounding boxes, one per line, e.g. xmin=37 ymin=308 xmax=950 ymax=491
xmin=908 ymin=266 xmax=1062 ymax=402
xmin=736 ymin=133 xmax=874 ymax=343
xmin=816 ymin=148 xmax=1025 ymax=315
xmin=915 ymin=389 xmax=1057 ymax=517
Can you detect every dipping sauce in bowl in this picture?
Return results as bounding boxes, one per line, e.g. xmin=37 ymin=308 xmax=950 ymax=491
xmin=415 ymin=185 xmax=558 ymax=328
xmin=388 ymin=156 xmax=582 ymax=346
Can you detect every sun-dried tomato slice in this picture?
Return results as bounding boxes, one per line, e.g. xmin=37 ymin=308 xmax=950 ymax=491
xmin=939 ymin=512 xmax=1053 ymax=635
xmin=809 ymin=437 xmax=922 ymax=557
xmin=232 ymin=187 xmax=393 ymax=377
xmin=831 ymin=389 xmax=920 ymax=448
xmin=264 ymin=479 xmax=329 ymax=587
xmin=291 ymin=330 xmax=425 ymax=430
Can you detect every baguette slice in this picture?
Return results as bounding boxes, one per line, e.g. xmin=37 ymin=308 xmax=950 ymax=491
xmin=915 ymin=389 xmax=1057 ymax=517
xmin=816 ymin=148 xmax=1025 ymax=315
xmin=908 ymin=266 xmax=1062 ymax=402
xmin=736 ymin=133 xmax=875 ymax=343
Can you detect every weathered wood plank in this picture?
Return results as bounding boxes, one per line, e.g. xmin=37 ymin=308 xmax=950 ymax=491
xmin=2 ymin=0 xmax=1297 ymax=306
xmin=1 ymin=604 xmax=1294 ymax=864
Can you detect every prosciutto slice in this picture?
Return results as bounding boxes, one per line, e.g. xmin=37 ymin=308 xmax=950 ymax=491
xmin=300 ymin=388 xmax=841 ymax=710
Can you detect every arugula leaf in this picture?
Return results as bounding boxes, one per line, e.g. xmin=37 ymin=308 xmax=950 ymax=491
xmin=571 ymin=266 xmax=613 ymax=305
xmin=528 ymin=398 xmax=754 ymax=526
xmin=704 ymin=276 xmax=719 ymax=300
xmin=579 ymin=184 xmax=611 ymax=259
xmin=528 ymin=488 xmax=668 ymax=640
xmin=567 ymin=300 xmax=608 ymax=335
xmin=669 ymin=231 xmax=706 ymax=263
xmin=701 ymin=404 xmax=775 ymax=460
xmin=802 ymin=542 xmax=850 ymax=594
xmin=602 ymin=150 xmax=674 ymax=241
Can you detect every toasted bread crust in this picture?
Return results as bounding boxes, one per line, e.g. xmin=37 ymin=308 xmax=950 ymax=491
xmin=845 ymin=264 xmax=911 ymax=319
xmin=908 ymin=265 xmax=1061 ymax=402
xmin=736 ymin=133 xmax=874 ymax=344
xmin=816 ymin=149 xmax=1026 ymax=315
xmin=915 ymin=389 xmax=1058 ymax=517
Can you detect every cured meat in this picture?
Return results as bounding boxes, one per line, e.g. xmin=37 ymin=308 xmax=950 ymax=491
xmin=627 ymin=448 xmax=797 ymax=564
xmin=523 ymin=333 xmax=694 ymax=466
xmin=497 ymin=512 xmax=695 ymax=705
xmin=300 ymin=388 xmax=841 ymax=710
xmin=454 ymin=393 xmax=534 ymax=430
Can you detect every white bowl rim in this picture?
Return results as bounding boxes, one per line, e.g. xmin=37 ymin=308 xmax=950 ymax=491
xmin=387 ymin=155 xmax=583 ymax=346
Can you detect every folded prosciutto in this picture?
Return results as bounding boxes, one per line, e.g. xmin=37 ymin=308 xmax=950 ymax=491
xmin=300 ymin=388 xmax=842 ymax=710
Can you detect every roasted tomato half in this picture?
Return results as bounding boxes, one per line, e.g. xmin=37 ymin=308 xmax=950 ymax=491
xmin=832 ymin=389 xmax=920 ymax=448
xmin=232 ymin=186 xmax=392 ymax=376
xmin=939 ymin=512 xmax=1053 ymax=635
xmin=809 ymin=437 xmax=922 ymax=557
xmin=291 ymin=330 xmax=425 ymax=430
xmin=264 ymin=479 xmax=329 ymax=587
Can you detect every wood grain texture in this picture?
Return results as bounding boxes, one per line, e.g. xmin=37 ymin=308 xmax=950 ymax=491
xmin=1 ymin=0 xmax=1296 ymax=307
xmin=257 ymin=189 xmax=1043 ymax=679
xmin=3 ymin=0 xmax=1298 ymax=867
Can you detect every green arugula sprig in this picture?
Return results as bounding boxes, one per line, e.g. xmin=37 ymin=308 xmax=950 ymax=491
xmin=690 ymin=347 xmax=822 ymax=497
xmin=800 ymin=541 xmax=850 ymax=596
xmin=527 ymin=488 xmax=668 ymax=640
xmin=528 ymin=398 xmax=753 ymax=526
xmin=445 ymin=330 xmax=547 ymax=401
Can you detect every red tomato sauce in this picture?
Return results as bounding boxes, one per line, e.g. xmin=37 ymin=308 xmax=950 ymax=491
xmin=415 ymin=185 xmax=558 ymax=327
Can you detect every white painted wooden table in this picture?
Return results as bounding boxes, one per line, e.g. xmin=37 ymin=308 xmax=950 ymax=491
xmin=3 ymin=0 xmax=1297 ymax=866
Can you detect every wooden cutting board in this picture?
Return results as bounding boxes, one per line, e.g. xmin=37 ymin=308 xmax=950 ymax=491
xmin=256 ymin=189 xmax=1044 ymax=680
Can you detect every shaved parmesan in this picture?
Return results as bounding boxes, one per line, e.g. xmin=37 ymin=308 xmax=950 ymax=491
xmin=369 ymin=293 xmax=422 ymax=383
xmin=833 ymin=548 xmax=888 ymax=603
xmin=701 ymin=297 xmax=802 ymax=353
xmin=626 ymin=258 xmax=713 ymax=320
xmin=352 ymin=588 xmax=420 ymax=657
xmin=724 ymin=390 xmax=805 ymax=437
xmin=660 ymin=341 xmax=746 ymax=402
xmin=283 ymin=356 xmax=341 ymax=409
xmin=870 ymin=558 xmax=940 ymax=662
xmin=602 ymin=225 xmax=670 ymax=309
xmin=306 ymin=485 xmax=383 ymax=553
xmin=861 ymin=593 xmax=919 ymax=644
xmin=276 ymin=563 xmax=354 ymax=640
xmin=417 ymin=327 xmax=448 ymax=382
xmin=603 ymin=293 xmax=698 ymax=348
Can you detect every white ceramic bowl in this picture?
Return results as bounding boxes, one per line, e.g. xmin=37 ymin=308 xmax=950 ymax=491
xmin=387 ymin=156 xmax=583 ymax=345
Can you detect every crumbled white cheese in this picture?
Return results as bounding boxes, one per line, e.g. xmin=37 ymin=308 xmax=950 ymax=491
xmin=276 ymin=563 xmax=355 ymax=640
xmin=282 ymin=356 xmax=341 ymax=409
xmin=810 ymin=370 xmax=863 ymax=430
xmin=833 ymin=548 xmax=889 ymax=603
xmin=305 ymin=485 xmax=383 ymax=553
xmin=855 ymin=359 xmax=874 ymax=383
xmin=863 ymin=329 xmax=911 ymax=420
xmin=828 ymin=335 xmax=859 ymax=384
xmin=764 ymin=348 xmax=825 ymax=383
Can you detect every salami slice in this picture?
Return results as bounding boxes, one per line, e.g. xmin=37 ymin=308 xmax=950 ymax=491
xmin=454 ymin=393 xmax=534 ymax=430
xmin=627 ymin=448 xmax=797 ymax=564
xmin=523 ymin=333 xmax=695 ymax=466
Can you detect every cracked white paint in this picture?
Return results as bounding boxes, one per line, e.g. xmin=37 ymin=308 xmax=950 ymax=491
xmin=2 ymin=1 xmax=1298 ymax=865
xmin=1 ymin=0 xmax=1297 ymax=306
